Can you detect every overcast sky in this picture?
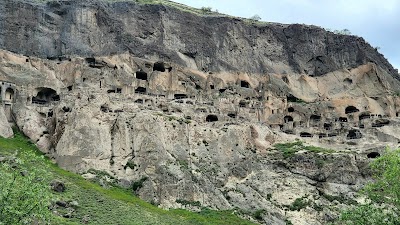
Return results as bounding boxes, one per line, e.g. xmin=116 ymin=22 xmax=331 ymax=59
xmin=173 ymin=0 xmax=399 ymax=70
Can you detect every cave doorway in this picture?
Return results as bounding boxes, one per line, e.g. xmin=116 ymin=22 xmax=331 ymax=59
xmin=136 ymin=71 xmax=148 ymax=80
xmin=284 ymin=116 xmax=293 ymax=123
xmin=345 ymin=106 xmax=359 ymax=114
xmin=300 ymin=132 xmax=313 ymax=138
xmin=32 ymin=87 xmax=59 ymax=105
xmin=347 ymin=130 xmax=362 ymax=139
xmin=206 ymin=115 xmax=218 ymax=122
xmin=135 ymin=87 xmax=147 ymax=94
xmin=240 ymin=80 xmax=250 ymax=88
xmin=5 ymin=88 xmax=14 ymax=101
xmin=367 ymin=152 xmax=380 ymax=159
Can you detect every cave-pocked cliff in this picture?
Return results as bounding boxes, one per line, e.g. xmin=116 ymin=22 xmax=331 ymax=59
xmin=0 ymin=0 xmax=400 ymax=224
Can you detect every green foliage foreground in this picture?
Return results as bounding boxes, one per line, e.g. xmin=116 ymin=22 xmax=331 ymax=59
xmin=339 ymin=148 xmax=400 ymax=224
xmin=0 ymin=131 xmax=255 ymax=225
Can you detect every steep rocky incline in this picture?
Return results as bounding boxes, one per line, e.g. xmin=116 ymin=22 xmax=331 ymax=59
xmin=0 ymin=0 xmax=398 ymax=78
xmin=0 ymin=0 xmax=399 ymax=225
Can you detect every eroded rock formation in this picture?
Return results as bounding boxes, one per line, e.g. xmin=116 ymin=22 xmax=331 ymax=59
xmin=0 ymin=0 xmax=399 ymax=224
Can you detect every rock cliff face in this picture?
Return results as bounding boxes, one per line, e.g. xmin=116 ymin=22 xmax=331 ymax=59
xmin=0 ymin=0 xmax=398 ymax=77
xmin=1 ymin=0 xmax=400 ymax=224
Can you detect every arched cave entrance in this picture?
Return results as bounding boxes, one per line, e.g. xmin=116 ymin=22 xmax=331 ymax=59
xmin=240 ymin=80 xmax=250 ymax=88
xmin=32 ymin=87 xmax=59 ymax=104
xmin=343 ymin=78 xmax=353 ymax=85
xmin=206 ymin=114 xmax=218 ymax=122
xmin=5 ymin=88 xmax=14 ymax=101
xmin=135 ymin=87 xmax=147 ymax=94
xmin=345 ymin=106 xmax=359 ymax=114
xmin=288 ymin=107 xmax=294 ymax=112
xmin=136 ymin=71 xmax=148 ymax=80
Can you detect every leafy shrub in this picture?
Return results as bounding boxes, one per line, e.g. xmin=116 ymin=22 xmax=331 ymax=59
xmin=131 ymin=177 xmax=148 ymax=193
xmin=339 ymin=148 xmax=400 ymax=224
xmin=289 ymin=197 xmax=310 ymax=211
xmin=250 ymin=14 xmax=261 ymax=21
xmin=0 ymin=152 xmax=52 ymax=224
xmin=200 ymin=7 xmax=212 ymax=13
xmin=253 ymin=209 xmax=265 ymax=221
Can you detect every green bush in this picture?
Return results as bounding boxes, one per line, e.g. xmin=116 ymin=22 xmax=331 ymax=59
xmin=0 ymin=152 xmax=52 ymax=225
xmin=200 ymin=7 xmax=212 ymax=13
xmin=339 ymin=148 xmax=400 ymax=224
xmin=289 ymin=197 xmax=310 ymax=211
xmin=131 ymin=177 xmax=148 ymax=193
xmin=253 ymin=209 xmax=265 ymax=221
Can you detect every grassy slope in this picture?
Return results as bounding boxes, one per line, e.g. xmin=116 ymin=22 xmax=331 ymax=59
xmin=0 ymin=132 xmax=255 ymax=225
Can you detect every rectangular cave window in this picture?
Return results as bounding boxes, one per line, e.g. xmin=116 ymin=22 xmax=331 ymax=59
xmin=136 ymin=71 xmax=148 ymax=81
xmin=174 ymin=94 xmax=188 ymax=99
xmin=116 ymin=88 xmax=122 ymax=94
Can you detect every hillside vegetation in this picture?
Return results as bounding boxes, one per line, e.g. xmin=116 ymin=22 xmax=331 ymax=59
xmin=0 ymin=131 xmax=255 ymax=225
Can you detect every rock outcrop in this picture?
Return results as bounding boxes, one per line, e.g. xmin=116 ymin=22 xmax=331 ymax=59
xmin=0 ymin=0 xmax=399 ymax=224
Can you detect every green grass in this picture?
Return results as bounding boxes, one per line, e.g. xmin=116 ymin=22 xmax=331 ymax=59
xmin=0 ymin=131 xmax=256 ymax=225
xmin=274 ymin=141 xmax=334 ymax=158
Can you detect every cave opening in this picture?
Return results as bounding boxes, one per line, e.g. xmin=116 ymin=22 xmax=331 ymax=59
xmin=324 ymin=123 xmax=332 ymax=130
xmin=228 ymin=113 xmax=237 ymax=119
xmin=347 ymin=130 xmax=362 ymax=139
xmin=287 ymin=94 xmax=302 ymax=103
xmin=32 ymin=87 xmax=59 ymax=105
xmin=359 ymin=113 xmax=371 ymax=120
xmin=5 ymin=88 xmax=14 ymax=101
xmin=153 ymin=62 xmax=166 ymax=72
xmin=345 ymin=106 xmax=359 ymax=114
xmin=339 ymin=117 xmax=348 ymax=122
xmin=174 ymin=94 xmax=188 ymax=99
xmin=372 ymin=119 xmax=390 ymax=127
xmin=288 ymin=107 xmax=294 ymax=112
xmin=284 ymin=116 xmax=293 ymax=123
xmin=240 ymin=80 xmax=250 ymax=88
xmin=367 ymin=152 xmax=380 ymax=159
xmin=343 ymin=78 xmax=353 ymax=85
xmin=310 ymin=115 xmax=321 ymax=121
xmin=239 ymin=101 xmax=247 ymax=108
xmin=300 ymin=132 xmax=313 ymax=138
xmin=136 ymin=71 xmax=148 ymax=80
xmin=206 ymin=114 xmax=218 ymax=122
xmin=135 ymin=87 xmax=147 ymax=94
